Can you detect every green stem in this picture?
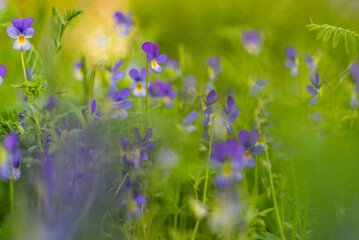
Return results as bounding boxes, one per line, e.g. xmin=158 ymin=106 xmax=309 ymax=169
xmin=254 ymin=156 xmax=258 ymax=206
xmin=174 ymin=183 xmax=181 ymax=231
xmin=21 ymin=51 xmax=29 ymax=93
xmin=114 ymin=170 xmax=130 ymax=198
xmin=264 ymin=135 xmax=285 ymax=240
xmin=191 ymin=123 xmax=213 ymax=240
xmin=191 ymin=219 xmax=201 ymax=240
xmin=21 ymin=52 xmax=43 ymax=150
xmin=9 ymin=175 xmax=14 ymax=212
xmin=145 ymin=60 xmax=149 ymax=130
xmin=30 ymin=106 xmax=43 ymax=151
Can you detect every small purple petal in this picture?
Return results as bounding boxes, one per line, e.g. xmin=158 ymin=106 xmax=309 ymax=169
xmin=118 ymin=88 xmax=131 ymax=101
xmin=183 ymin=110 xmax=198 ymax=125
xmin=142 ymin=141 xmax=155 ymax=151
xmin=129 ymin=68 xmax=140 ymax=81
xmin=142 ymin=128 xmax=153 ymax=143
xmin=6 ymin=26 xmax=21 ymax=39
xmin=227 ymin=96 xmax=235 ymax=113
xmin=0 ymin=65 xmax=7 ymax=78
xmin=118 ymin=101 xmax=133 ymax=109
xmin=306 ymin=85 xmax=317 ymax=95
xmin=155 ymin=54 xmax=168 ymax=64
xmin=142 ymin=42 xmax=154 ymax=55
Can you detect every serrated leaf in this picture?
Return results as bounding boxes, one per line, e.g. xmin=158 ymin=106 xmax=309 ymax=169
xmin=332 ymin=30 xmax=341 ymax=47
xmin=316 ymin=28 xmax=327 ymax=40
xmin=323 ymin=28 xmax=333 ymax=42
xmin=345 ymin=32 xmax=353 ymax=54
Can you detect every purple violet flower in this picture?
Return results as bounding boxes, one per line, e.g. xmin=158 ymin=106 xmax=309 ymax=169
xmin=6 ymin=17 xmax=35 ymax=51
xmin=207 ymin=56 xmax=222 ymax=81
xmin=304 ymin=54 xmax=316 ymax=72
xmin=210 ymin=139 xmax=245 ymax=187
xmin=237 ymin=128 xmax=264 ymax=167
xmin=224 ymin=96 xmax=239 ymax=135
xmin=74 ymin=61 xmax=84 ymax=81
xmin=203 ymin=90 xmax=221 ymax=124
xmin=113 ymin=11 xmax=134 ymax=36
xmin=306 ymin=73 xmax=320 ymax=106
xmin=285 ymin=47 xmax=298 ymax=76
xmin=126 ymin=191 xmax=147 ymax=219
xmin=250 ymin=79 xmax=268 ymax=96
xmin=0 ymin=65 xmax=7 ymax=85
xmin=162 ymin=82 xmax=177 ymax=107
xmin=129 ymin=67 xmax=148 ymax=97
xmin=107 ymin=88 xmax=132 ymax=119
xmin=108 ymin=59 xmax=125 ymax=91
xmin=148 ymin=81 xmax=165 ymax=98
xmin=241 ymin=30 xmax=262 ymax=56
xmin=119 ymin=128 xmax=155 ymax=167
xmin=83 ymin=99 xmax=101 ymax=122
xmin=46 ymin=94 xmax=59 ymax=112
xmin=142 ymin=42 xmax=168 ymax=74
xmin=0 ymin=134 xmax=22 ymax=181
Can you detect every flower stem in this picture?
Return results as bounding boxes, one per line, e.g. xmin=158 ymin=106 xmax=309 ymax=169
xmin=145 ymin=60 xmax=149 ymax=130
xmin=254 ymin=156 xmax=258 ymax=205
xmin=191 ymin=124 xmax=213 ymax=240
xmin=263 ymin=134 xmax=285 ymax=240
xmin=21 ymin=51 xmax=43 ymax=151
xmin=9 ymin=175 xmax=14 ymax=212
xmin=20 ymin=51 xmax=29 ymax=93
xmin=114 ymin=170 xmax=130 ymax=198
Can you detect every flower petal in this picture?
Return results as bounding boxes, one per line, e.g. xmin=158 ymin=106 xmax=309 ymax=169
xmin=306 ymin=85 xmax=317 ymax=95
xmin=119 ymin=137 xmax=129 ymax=150
xmin=309 ymin=95 xmax=318 ymax=106
xmin=142 ymin=141 xmax=155 ymax=151
xmin=112 ymin=59 xmax=124 ymax=72
xmin=118 ymin=88 xmax=131 ymax=101
xmin=183 ymin=110 xmax=198 ymax=125
xmin=118 ymin=101 xmax=133 ymax=109
xmin=133 ymin=88 xmax=146 ymax=97
xmin=150 ymin=62 xmax=163 ymax=74
xmin=140 ymin=67 xmax=149 ymax=81
xmin=227 ymin=96 xmax=235 ymax=113
xmin=228 ymin=110 xmax=238 ymax=123
xmin=134 ymin=128 xmax=142 ymax=142
xmin=23 ymin=28 xmax=35 ymax=38
xmin=142 ymin=128 xmax=153 ymax=143
xmin=142 ymin=42 xmax=154 ymax=55
xmin=6 ymin=26 xmax=21 ymax=39
xmin=129 ymin=68 xmax=140 ymax=80
xmin=111 ymin=71 xmax=125 ymax=82
xmin=0 ymin=65 xmax=7 ymax=78
xmin=154 ymin=42 xmax=160 ymax=57
xmin=155 ymin=54 xmax=167 ymax=64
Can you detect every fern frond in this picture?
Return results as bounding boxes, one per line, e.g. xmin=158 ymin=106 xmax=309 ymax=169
xmin=306 ymin=22 xmax=359 ymax=55
xmin=51 ymin=7 xmax=84 ymax=53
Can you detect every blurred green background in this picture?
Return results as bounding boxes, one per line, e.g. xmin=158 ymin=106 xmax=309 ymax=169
xmin=0 ymin=0 xmax=359 ymax=239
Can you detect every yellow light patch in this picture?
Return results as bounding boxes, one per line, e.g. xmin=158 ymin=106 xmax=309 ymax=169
xmin=257 ymin=138 xmax=264 ymax=145
xmin=151 ymin=60 xmax=158 ymax=68
xmin=244 ymin=151 xmax=251 ymax=158
xmin=163 ymin=96 xmax=170 ymax=102
xmin=18 ymin=35 xmax=25 ymax=44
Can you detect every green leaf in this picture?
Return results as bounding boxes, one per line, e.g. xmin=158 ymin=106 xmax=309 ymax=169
xmin=323 ymin=28 xmax=333 ymax=42
xmin=332 ymin=30 xmax=341 ymax=48
xmin=345 ymin=32 xmax=353 ymax=54
xmin=316 ymin=28 xmax=327 ymax=40
xmin=354 ymin=37 xmax=359 ymax=56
